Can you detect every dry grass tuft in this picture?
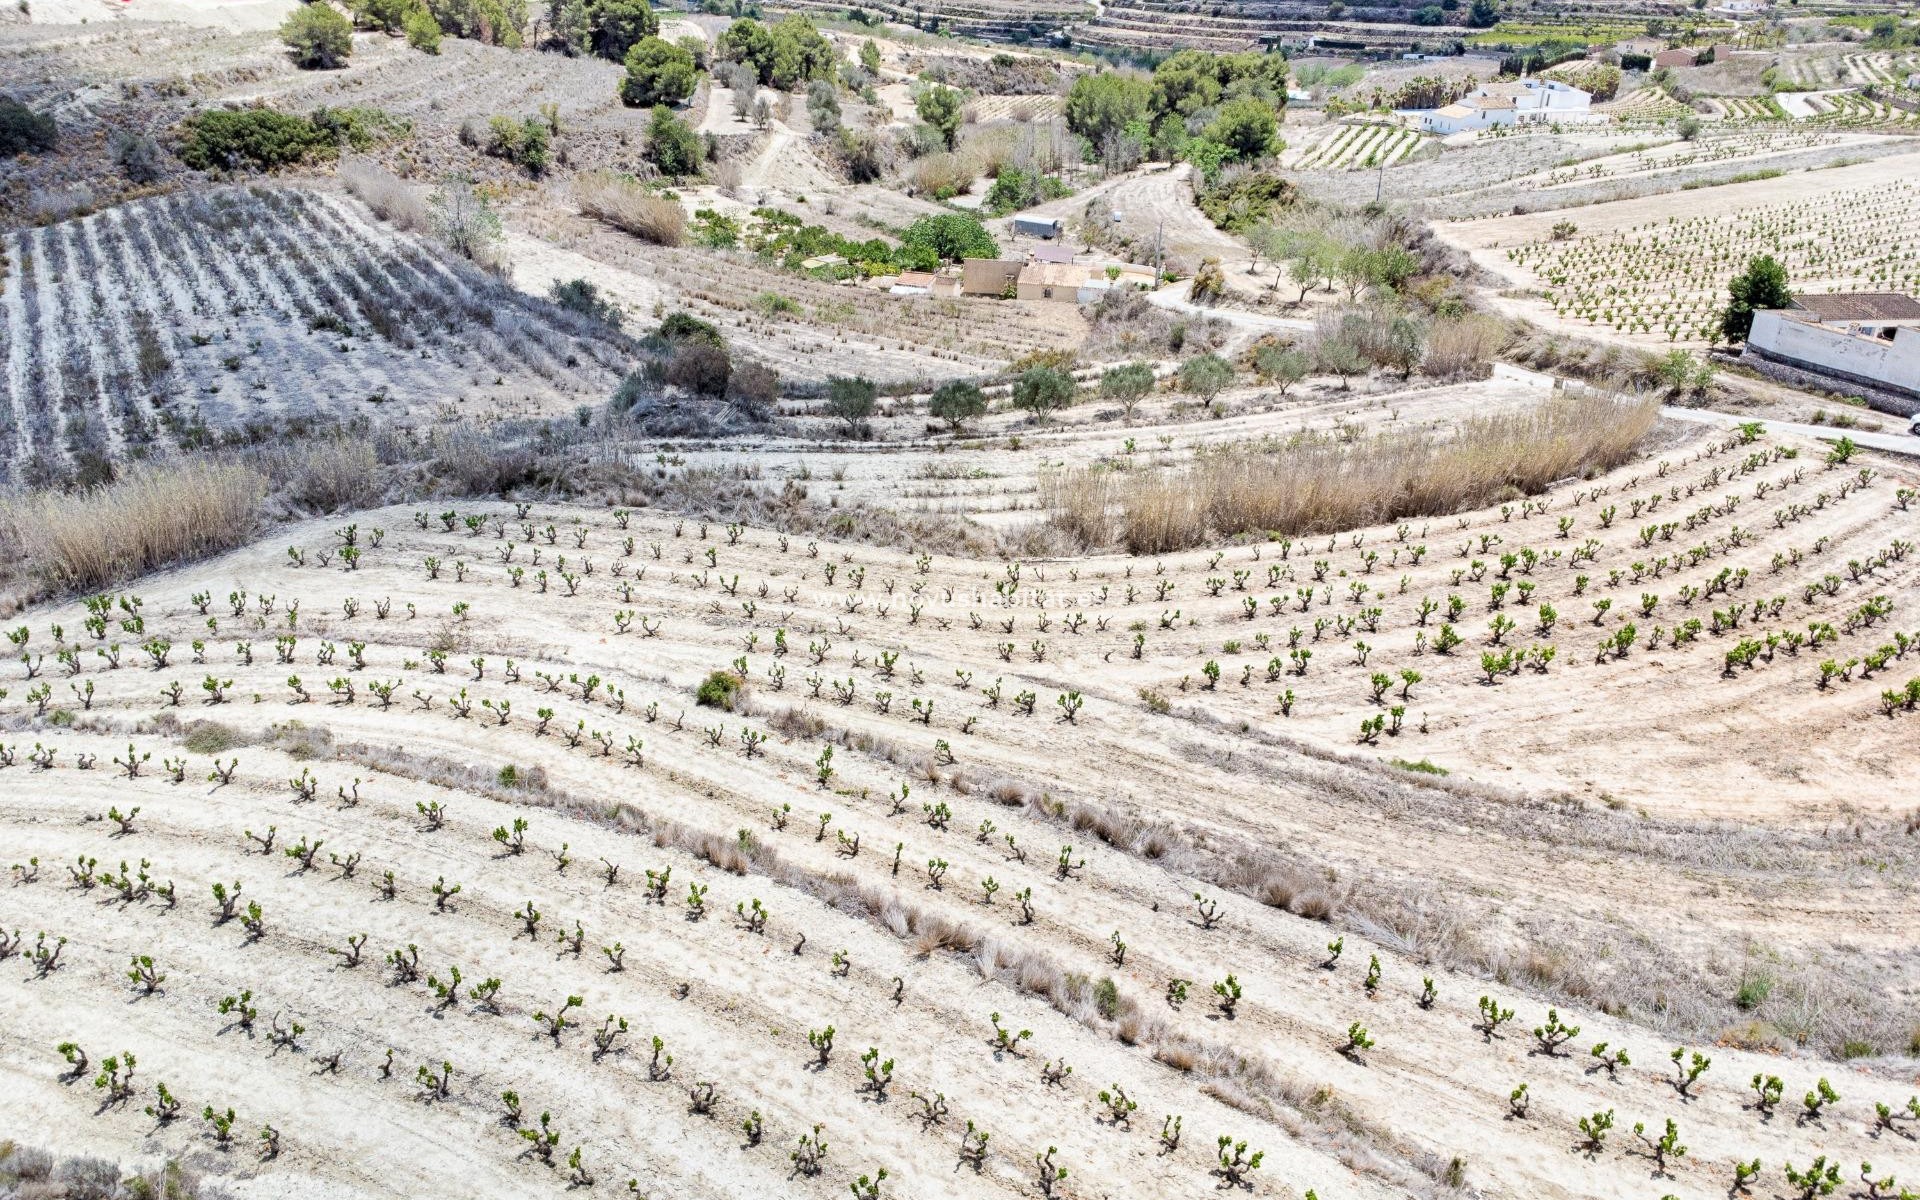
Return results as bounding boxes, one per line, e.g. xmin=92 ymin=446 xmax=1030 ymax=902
xmin=1083 ymin=392 xmax=1658 ymax=554
xmin=1 ymin=460 xmax=266 ymax=592
xmin=340 ymin=155 xmax=429 ymax=233
xmin=1422 ymin=314 xmax=1509 ymax=379
xmin=574 ymin=171 xmax=686 ymax=246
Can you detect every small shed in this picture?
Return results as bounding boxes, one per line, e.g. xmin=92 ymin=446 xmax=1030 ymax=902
xmin=961 ymin=258 xmax=1024 ymax=297
xmin=1012 ymin=215 xmax=1064 ymax=240
xmin=1017 ymin=262 xmax=1088 ymax=303
xmin=890 ymin=270 xmax=936 ymax=296
xmin=1031 ymin=244 xmax=1076 ymax=265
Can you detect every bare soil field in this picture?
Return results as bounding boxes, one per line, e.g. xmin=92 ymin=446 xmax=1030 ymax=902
xmin=3 ymin=404 xmax=1917 ymax=1198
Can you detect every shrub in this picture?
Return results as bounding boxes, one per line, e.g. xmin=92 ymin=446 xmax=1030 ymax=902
xmin=485 ymin=114 xmax=551 ymax=174
xmin=178 ymin=109 xmax=331 ymax=172
xmin=1 ymin=461 xmax=265 ymax=591
xmin=695 ymin=670 xmax=741 ymax=709
xmin=550 ymin=278 xmax=622 ymax=328
xmin=281 ymin=2 xmax=354 ymax=69
xmin=729 ymin=362 xmax=779 ymax=415
xmin=664 ymin=343 xmax=732 ymax=396
xmin=644 ymin=106 xmax=702 ymax=176
xmin=1194 ymin=168 xmax=1294 ymax=233
xmin=574 ymin=170 xmax=686 ymax=245
xmin=621 ymin=36 xmax=698 ymax=107
xmin=928 ymin=380 xmax=986 ymax=431
xmin=658 ymin=312 xmax=725 ymax=347
xmin=108 ymin=129 xmax=163 ymax=182
xmin=0 ymin=99 xmax=58 ymax=155
xmin=428 ymin=172 xmax=504 ymax=264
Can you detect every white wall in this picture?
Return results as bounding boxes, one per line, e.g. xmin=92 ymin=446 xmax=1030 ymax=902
xmin=1750 ymin=311 xmax=1920 ymax=397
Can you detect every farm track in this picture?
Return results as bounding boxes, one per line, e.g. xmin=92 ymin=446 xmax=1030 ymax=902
xmin=2 ymin=409 xmax=1918 ymax=1198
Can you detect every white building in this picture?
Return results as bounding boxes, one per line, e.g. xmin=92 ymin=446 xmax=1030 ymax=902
xmin=1712 ymin=0 xmax=1765 ymax=16
xmin=1407 ymin=78 xmax=1593 ymax=134
xmin=1744 ymin=293 xmax=1920 ymax=405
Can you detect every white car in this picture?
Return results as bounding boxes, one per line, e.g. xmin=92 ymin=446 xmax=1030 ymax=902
xmin=1911 ymin=412 xmax=1920 ymax=436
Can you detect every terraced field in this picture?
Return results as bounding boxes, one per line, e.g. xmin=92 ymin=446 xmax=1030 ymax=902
xmin=0 ymin=187 xmax=635 ymax=488
xmin=1286 ymin=121 xmax=1427 ymax=171
xmin=4 ymin=399 xmax=1919 ymax=1198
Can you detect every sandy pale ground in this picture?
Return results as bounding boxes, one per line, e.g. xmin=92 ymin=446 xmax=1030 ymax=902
xmin=3 ymin=401 xmax=1917 ymax=1198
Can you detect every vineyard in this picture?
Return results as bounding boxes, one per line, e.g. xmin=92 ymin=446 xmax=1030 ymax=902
xmin=1285 ymin=122 xmax=1427 ymax=172
xmin=1777 ymin=49 xmax=1920 ymax=91
xmin=0 ymin=187 xmax=634 ymax=488
xmin=2 ymin=404 xmax=1918 ymax=1197
xmin=1497 ymin=179 xmax=1920 ymax=341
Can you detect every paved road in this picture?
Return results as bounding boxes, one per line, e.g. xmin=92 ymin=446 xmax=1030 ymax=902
xmin=1660 ymin=406 xmax=1920 ymax=457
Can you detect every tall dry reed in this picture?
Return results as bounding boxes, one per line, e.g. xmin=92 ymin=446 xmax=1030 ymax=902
xmin=1068 ymin=392 xmax=1657 ymax=554
xmin=574 ymin=171 xmax=686 ymax=246
xmin=3 ymin=460 xmax=266 ymax=591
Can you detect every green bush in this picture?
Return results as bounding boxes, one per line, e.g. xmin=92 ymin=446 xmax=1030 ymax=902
xmin=695 ymin=670 xmax=741 ymax=709
xmin=0 ymin=98 xmax=58 ymax=156
xmin=550 ymin=279 xmax=622 ymax=327
xmin=1195 ymin=169 xmax=1295 ymax=233
xmin=178 ymin=109 xmax=333 ymax=172
xmin=485 ymin=114 xmax=552 ymax=174
xmin=281 ymin=2 xmax=355 ymax=69
xmin=826 ymin=375 xmax=877 ymax=434
xmin=644 ymin=105 xmax=702 ymax=176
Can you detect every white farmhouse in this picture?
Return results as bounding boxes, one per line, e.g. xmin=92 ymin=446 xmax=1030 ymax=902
xmin=1407 ymin=78 xmax=1592 ymax=135
xmin=1744 ymin=293 xmax=1920 ymax=407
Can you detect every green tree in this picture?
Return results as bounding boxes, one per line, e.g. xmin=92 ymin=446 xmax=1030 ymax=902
xmin=718 ymin=18 xmax=774 ymax=82
xmin=644 ymin=105 xmax=702 ymax=175
xmin=806 ymin=79 xmax=841 ymax=131
xmin=767 ymin=14 xmax=833 ymax=89
xmin=1100 ymin=361 xmax=1155 ymax=419
xmin=1467 ymin=0 xmax=1497 ymax=26
xmin=901 ymin=213 xmax=997 ymax=263
xmin=1152 ymin=50 xmax=1222 ymax=117
xmin=356 ymin=0 xmax=418 ymax=32
xmin=282 ymin=2 xmax=354 ymax=69
xmin=1203 ymin=97 xmax=1279 ymax=160
xmin=916 ymin=84 xmax=964 ymax=150
xmin=621 ymin=36 xmax=698 ymax=107
xmin=859 ymin=38 xmax=881 ymax=73
xmin=1064 ymin=71 xmax=1153 ymax=154
xmin=826 ymin=375 xmax=877 ymax=435
xmin=928 ymin=380 xmax=987 ymax=430
xmin=1718 ymin=253 xmax=1790 ymax=343
xmin=589 ymin=0 xmax=657 ymax=60
xmin=405 ymin=5 xmax=443 ymax=51
xmin=1412 ymin=4 xmax=1444 ymax=23
xmin=1011 ymin=367 xmax=1075 ymax=421
xmin=1178 ymin=353 xmax=1234 ymax=407
xmin=1252 ymin=344 xmax=1310 ymax=393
